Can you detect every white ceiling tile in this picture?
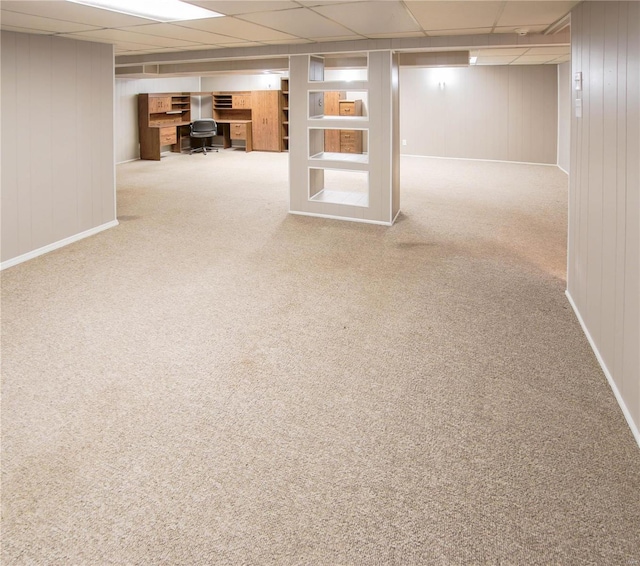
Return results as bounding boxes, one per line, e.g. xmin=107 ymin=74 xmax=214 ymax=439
xmin=68 ymin=29 xmax=201 ymax=48
xmin=426 ymin=27 xmax=492 ymax=37
xmin=498 ymin=1 xmax=578 ymax=27
xmin=183 ymin=1 xmax=300 ymax=16
xmin=312 ymin=1 xmax=421 ymax=36
xmin=298 ymin=0 xmax=370 ymax=5
xmin=0 ymin=1 xmax=151 ymax=27
xmin=177 ymin=16 xmax=298 ymax=41
xmin=513 ymin=55 xmax=558 ymax=63
xmin=476 ymin=55 xmax=519 ymax=64
xmin=240 ymin=8 xmax=355 ymax=39
xmin=0 ymin=10 xmax=100 ymax=33
xmin=405 ymin=1 xmax=502 ymax=31
xmin=121 ymin=23 xmax=233 ymax=44
xmin=476 ymin=47 xmax=529 ymax=56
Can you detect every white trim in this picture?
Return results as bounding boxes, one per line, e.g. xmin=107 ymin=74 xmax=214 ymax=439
xmin=557 ymin=164 xmax=569 ymax=175
xmin=557 ymin=63 xmax=561 ymax=168
xmin=288 ymin=210 xmax=392 ymax=226
xmin=565 ymin=290 xmax=640 ymax=449
xmin=1 ymin=220 xmax=119 ymax=271
xmin=400 ymin=154 xmax=558 ymax=167
xmin=117 ymin=157 xmax=140 ymax=164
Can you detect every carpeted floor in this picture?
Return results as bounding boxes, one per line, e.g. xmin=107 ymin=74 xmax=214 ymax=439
xmin=2 ymin=151 xmax=639 ymax=564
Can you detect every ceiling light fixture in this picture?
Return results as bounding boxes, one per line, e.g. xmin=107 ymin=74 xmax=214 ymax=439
xmin=67 ymin=0 xmax=223 ymax=22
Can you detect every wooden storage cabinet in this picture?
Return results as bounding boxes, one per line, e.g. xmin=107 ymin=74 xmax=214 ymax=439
xmin=251 ymin=90 xmax=281 ymax=151
xmin=138 ymin=93 xmax=191 ymax=160
xmin=324 ymin=91 xmax=346 ymax=152
xmin=340 ymin=130 xmax=362 ymax=154
xmin=339 ymin=99 xmax=363 ymax=154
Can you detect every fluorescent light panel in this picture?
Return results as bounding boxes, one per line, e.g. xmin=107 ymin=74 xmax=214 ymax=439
xmin=67 ymin=0 xmax=223 ymax=22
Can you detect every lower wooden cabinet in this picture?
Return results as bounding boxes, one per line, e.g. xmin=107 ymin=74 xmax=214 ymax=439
xmin=340 ymin=130 xmax=362 ymax=154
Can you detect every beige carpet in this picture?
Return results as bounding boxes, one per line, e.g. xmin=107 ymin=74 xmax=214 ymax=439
xmin=2 ymin=151 xmax=639 ymax=564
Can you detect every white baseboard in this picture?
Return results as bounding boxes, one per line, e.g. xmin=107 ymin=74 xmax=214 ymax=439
xmin=557 ymin=164 xmax=569 ymax=175
xmin=1 ymin=220 xmax=119 ymax=271
xmin=401 ymin=154 xmax=558 ymax=167
xmin=565 ymin=290 xmax=640 ymax=448
xmin=288 ymin=210 xmax=393 ymax=226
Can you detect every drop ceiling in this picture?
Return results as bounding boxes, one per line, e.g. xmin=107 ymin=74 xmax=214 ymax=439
xmin=0 ymin=0 xmax=575 ymax=67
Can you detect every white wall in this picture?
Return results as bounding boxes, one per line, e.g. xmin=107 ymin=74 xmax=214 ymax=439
xmin=115 ymin=76 xmax=201 ymax=163
xmin=568 ymin=1 xmax=640 ymax=444
xmin=557 ymin=61 xmax=571 ymax=173
xmin=201 ymin=74 xmax=283 ymax=92
xmin=1 ymin=32 xmax=116 ymax=267
xmin=400 ymin=65 xmax=558 ymax=164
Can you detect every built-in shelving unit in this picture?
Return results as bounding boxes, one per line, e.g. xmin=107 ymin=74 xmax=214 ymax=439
xmin=288 ymin=52 xmax=400 ymax=225
xmin=281 ymin=78 xmax=289 ymax=152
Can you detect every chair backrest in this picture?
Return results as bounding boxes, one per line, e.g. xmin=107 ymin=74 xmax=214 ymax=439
xmin=191 ymin=119 xmax=217 ymax=135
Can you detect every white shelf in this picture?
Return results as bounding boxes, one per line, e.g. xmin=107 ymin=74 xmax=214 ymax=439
xmin=309 ymin=152 xmax=369 ymax=168
xmin=309 ymin=189 xmax=369 ymax=207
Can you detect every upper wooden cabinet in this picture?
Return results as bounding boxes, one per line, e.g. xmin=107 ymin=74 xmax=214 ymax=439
xmin=232 ymin=93 xmax=252 ymax=109
xmin=251 ymin=90 xmax=281 ymax=152
xmin=149 ymin=96 xmax=172 ymax=113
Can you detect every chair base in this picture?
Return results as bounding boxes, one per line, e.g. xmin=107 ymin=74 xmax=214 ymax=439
xmin=190 ymin=145 xmax=218 ymax=155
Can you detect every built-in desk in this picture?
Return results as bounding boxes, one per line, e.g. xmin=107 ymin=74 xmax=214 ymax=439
xmin=215 ymin=120 xmax=253 ymax=152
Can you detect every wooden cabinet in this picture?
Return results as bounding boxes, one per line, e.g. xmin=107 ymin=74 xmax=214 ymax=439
xmin=339 ymin=99 xmax=363 ymax=154
xmin=251 ymin=90 xmax=281 ymax=152
xmin=212 ymin=89 xmax=284 ymax=152
xmin=149 ymin=96 xmax=171 ymax=113
xmin=340 ymin=130 xmax=362 ymax=154
xmin=138 ymin=93 xmax=191 ymax=160
xmin=339 ymin=100 xmax=362 ymax=117
xmin=232 ymin=93 xmax=251 ymax=108
xmin=324 ymin=91 xmax=346 ymax=152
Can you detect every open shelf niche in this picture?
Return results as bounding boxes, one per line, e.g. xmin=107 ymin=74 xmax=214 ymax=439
xmin=288 ymin=52 xmax=400 ymax=225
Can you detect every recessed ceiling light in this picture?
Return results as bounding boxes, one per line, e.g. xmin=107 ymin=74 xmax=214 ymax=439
xmin=67 ymin=0 xmax=223 ymax=22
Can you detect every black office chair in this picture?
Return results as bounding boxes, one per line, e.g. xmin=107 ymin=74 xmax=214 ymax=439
xmin=189 ymin=119 xmax=218 ymax=155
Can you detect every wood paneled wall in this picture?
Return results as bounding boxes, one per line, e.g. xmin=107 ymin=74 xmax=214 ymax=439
xmin=1 ymin=32 xmax=115 ymax=266
xmin=399 ymin=65 xmax=558 ymax=164
xmin=568 ymin=1 xmax=640 ymax=442
xmin=115 ymin=77 xmax=200 ymax=163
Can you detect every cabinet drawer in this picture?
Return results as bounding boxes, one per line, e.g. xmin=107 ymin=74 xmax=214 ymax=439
xmin=230 ymin=123 xmax=247 ymax=139
xmin=340 ymin=130 xmax=359 ymax=143
xmin=339 ymin=101 xmax=357 ymax=116
xmin=340 ymin=142 xmax=362 ymax=154
xmin=159 ymin=127 xmax=176 ymax=145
